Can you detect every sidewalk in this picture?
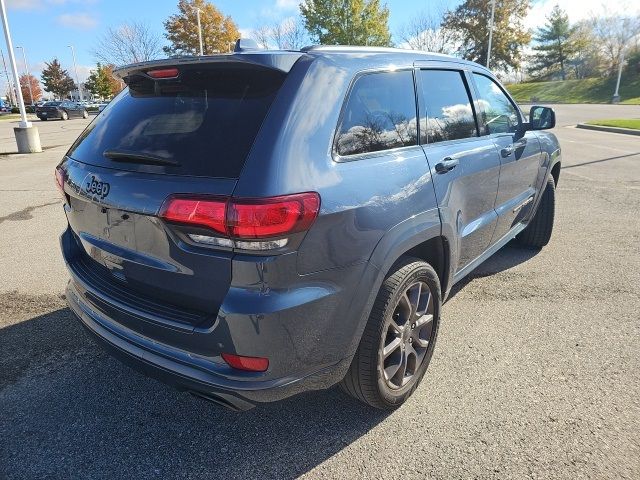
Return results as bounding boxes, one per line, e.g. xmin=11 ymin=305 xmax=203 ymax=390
xmin=0 ymin=117 xmax=91 ymax=154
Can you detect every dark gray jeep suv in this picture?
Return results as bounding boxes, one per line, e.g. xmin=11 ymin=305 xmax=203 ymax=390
xmin=57 ymin=45 xmax=560 ymax=411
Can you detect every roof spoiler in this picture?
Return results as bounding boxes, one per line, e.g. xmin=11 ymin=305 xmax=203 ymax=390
xmin=114 ymin=50 xmax=305 ymax=79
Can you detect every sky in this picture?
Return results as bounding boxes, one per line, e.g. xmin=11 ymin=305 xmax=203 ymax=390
xmin=3 ymin=0 xmax=640 ymax=94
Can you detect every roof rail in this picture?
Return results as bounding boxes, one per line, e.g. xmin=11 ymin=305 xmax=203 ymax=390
xmin=300 ymin=45 xmax=406 ymax=52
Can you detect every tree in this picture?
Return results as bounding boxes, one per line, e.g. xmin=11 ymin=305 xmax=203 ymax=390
xmin=40 ymin=59 xmax=76 ymax=99
xmin=397 ymin=3 xmax=455 ymax=53
xmin=272 ymin=17 xmax=310 ymax=50
xmin=252 ymin=25 xmax=271 ymax=50
xmin=300 ymin=0 xmax=392 ymax=47
xmin=252 ymin=17 xmax=309 ymax=50
xmin=565 ymin=21 xmax=603 ymax=80
xmin=590 ymin=14 xmax=640 ymax=77
xmin=625 ymin=46 xmax=640 ymax=76
xmin=103 ymin=64 xmax=125 ymax=97
xmin=85 ymin=63 xmax=122 ymax=99
xmin=442 ymin=0 xmax=531 ymax=72
xmin=164 ymin=0 xmax=240 ymax=55
xmin=93 ymin=22 xmax=162 ymax=67
xmin=19 ymin=74 xmax=42 ymax=104
xmin=528 ymin=5 xmax=580 ymax=80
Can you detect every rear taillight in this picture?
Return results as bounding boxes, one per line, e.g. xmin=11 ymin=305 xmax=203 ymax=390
xmin=54 ymin=167 xmax=66 ymax=197
xmin=228 ymin=194 xmax=320 ymax=238
xmin=160 ymin=197 xmax=227 ymax=235
xmin=221 ymin=353 xmax=269 ymax=372
xmin=159 ymin=192 xmax=320 ymax=251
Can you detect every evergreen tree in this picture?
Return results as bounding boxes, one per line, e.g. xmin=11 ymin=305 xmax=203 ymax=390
xmin=528 ymin=5 xmax=580 ymax=80
xmin=40 ymin=59 xmax=76 ymax=99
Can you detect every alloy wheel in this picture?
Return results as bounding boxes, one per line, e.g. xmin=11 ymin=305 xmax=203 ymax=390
xmin=380 ymin=281 xmax=435 ymax=389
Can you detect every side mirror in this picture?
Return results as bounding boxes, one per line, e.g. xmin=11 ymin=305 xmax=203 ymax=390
xmin=529 ymin=105 xmax=556 ymax=130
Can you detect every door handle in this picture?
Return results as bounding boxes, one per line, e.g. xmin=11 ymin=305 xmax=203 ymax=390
xmin=501 ymin=139 xmax=527 ymax=158
xmin=435 ymin=157 xmax=459 ymax=174
xmin=501 ymin=146 xmax=514 ymax=157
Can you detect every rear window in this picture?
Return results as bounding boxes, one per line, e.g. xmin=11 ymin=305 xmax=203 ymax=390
xmin=335 ymin=70 xmax=418 ymax=157
xmin=67 ymin=64 xmax=286 ymax=178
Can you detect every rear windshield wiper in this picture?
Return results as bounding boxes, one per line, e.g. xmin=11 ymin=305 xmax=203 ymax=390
xmin=103 ymin=149 xmax=181 ymax=167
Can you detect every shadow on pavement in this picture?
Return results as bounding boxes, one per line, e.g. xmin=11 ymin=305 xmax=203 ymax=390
xmin=561 ymin=151 xmax=640 ymax=170
xmin=1 ymin=242 xmax=541 ymax=478
xmin=0 ymin=307 xmax=389 ymax=479
xmin=447 ymin=242 xmax=540 ymax=301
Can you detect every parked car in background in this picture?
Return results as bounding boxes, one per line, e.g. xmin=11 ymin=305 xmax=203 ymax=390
xmin=36 ymin=100 xmax=89 ymax=121
xmin=57 ymin=46 xmax=560 ymax=411
xmin=97 ymin=102 xmax=109 ymax=112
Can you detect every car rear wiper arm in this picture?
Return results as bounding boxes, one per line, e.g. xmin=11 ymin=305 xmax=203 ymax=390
xmin=103 ymin=149 xmax=181 ymax=166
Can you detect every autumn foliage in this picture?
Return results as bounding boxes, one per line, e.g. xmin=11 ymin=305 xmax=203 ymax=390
xmin=163 ymin=0 xmax=240 ymax=55
xmin=20 ymin=74 xmax=43 ymax=104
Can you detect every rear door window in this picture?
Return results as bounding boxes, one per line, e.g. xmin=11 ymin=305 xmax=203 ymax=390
xmin=418 ymin=69 xmax=478 ymax=143
xmin=67 ymin=65 xmax=286 ymax=178
xmin=335 ymin=70 xmax=418 ymax=157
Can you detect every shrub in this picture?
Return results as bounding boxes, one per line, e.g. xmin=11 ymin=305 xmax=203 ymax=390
xmin=8 ymin=106 xmax=36 ymax=113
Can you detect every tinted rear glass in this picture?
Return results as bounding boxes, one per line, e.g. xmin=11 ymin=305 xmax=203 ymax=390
xmin=335 ymin=70 xmax=418 ymax=156
xmin=67 ymin=64 xmax=285 ymax=178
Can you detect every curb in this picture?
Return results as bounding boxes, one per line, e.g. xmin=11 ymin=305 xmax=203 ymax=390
xmin=576 ymin=123 xmax=640 ymax=136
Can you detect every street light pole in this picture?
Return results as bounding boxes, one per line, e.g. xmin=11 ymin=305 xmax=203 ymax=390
xmin=196 ymin=8 xmax=203 ymax=55
xmin=486 ymin=0 xmax=496 ymax=68
xmin=16 ymin=46 xmax=33 ymax=105
xmin=0 ymin=0 xmax=41 ymax=152
xmin=612 ymin=47 xmax=626 ymax=103
xmin=0 ymin=0 xmax=28 ymax=127
xmin=67 ymin=44 xmax=83 ymax=101
xmin=0 ymin=48 xmax=16 ymax=106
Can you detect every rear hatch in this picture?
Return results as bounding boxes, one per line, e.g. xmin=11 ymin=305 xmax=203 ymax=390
xmin=60 ymin=57 xmax=292 ymax=328
xmin=38 ymin=102 xmax=61 ymax=114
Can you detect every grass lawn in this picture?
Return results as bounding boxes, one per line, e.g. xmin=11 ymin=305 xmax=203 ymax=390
xmin=0 ymin=113 xmax=37 ymax=122
xmin=506 ymin=74 xmax=640 ymax=105
xmin=586 ymin=119 xmax=640 ymax=130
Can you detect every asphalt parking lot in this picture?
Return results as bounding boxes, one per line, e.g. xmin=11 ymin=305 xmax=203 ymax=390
xmin=1 ymin=105 xmax=639 ymax=479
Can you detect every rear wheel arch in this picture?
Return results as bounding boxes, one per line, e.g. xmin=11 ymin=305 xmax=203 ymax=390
xmin=403 ymin=236 xmax=450 ymax=296
xmin=343 ymin=220 xmax=449 ymax=361
xmin=550 ymin=161 xmax=561 ymax=187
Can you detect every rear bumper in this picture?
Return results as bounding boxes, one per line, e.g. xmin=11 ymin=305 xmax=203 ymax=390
xmin=66 ymin=281 xmax=351 ymax=410
xmin=37 ymin=111 xmax=59 ymax=119
xmin=61 ymin=227 xmax=367 ymax=410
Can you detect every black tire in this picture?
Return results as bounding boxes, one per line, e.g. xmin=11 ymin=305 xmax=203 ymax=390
xmin=82 ymin=110 xmax=88 ymax=119
xmin=61 ymin=111 xmax=68 ymax=121
xmin=41 ymin=117 xmax=47 ymax=121
xmin=517 ymin=176 xmax=555 ymax=248
xmin=340 ymin=256 xmax=441 ymax=410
